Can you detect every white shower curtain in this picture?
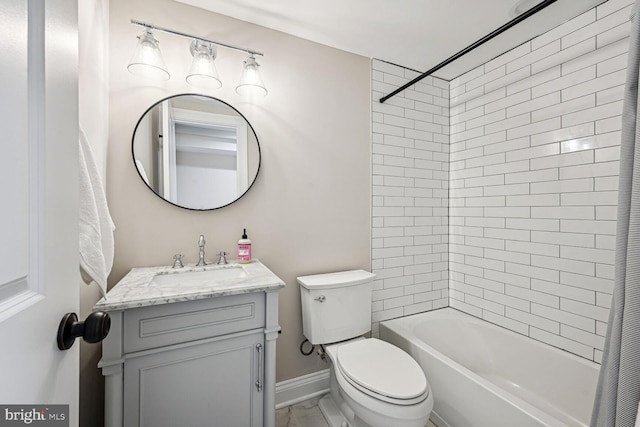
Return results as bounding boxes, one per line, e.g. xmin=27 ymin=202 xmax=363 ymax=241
xmin=591 ymin=2 xmax=640 ymax=426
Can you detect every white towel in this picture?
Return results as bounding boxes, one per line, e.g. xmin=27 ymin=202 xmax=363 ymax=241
xmin=79 ymin=128 xmax=115 ymax=298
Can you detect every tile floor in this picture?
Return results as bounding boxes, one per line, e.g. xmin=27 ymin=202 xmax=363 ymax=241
xmin=276 ymin=397 xmax=327 ymax=427
xmin=276 ymin=396 xmax=437 ymax=427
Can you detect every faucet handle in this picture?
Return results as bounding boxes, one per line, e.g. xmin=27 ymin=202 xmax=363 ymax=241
xmin=198 ymin=234 xmax=206 ymax=246
xmin=172 ymin=254 xmax=184 ymax=269
xmin=217 ymin=251 xmax=228 ymax=265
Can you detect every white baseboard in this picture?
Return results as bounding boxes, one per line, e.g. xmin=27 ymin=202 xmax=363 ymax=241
xmin=430 ymin=411 xmax=449 ymax=427
xmin=275 ymin=369 xmax=330 ymax=409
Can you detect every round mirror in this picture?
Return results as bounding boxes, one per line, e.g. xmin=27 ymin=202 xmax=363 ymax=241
xmin=132 ymin=94 xmax=261 ymax=210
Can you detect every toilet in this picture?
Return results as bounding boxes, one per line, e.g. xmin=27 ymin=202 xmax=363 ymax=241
xmin=298 ymin=270 xmax=433 ymax=427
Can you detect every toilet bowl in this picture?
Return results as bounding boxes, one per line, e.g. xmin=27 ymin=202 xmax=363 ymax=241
xmin=297 ymin=270 xmax=433 ymax=427
xmin=320 ymin=338 xmax=433 ymax=427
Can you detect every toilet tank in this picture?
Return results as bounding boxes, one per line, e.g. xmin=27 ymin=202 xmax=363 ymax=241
xmin=297 ymin=270 xmax=376 ymax=345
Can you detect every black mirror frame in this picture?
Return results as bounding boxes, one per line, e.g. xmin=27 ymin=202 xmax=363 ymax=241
xmin=131 ymin=93 xmax=262 ymax=211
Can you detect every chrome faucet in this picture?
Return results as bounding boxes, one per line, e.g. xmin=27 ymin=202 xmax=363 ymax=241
xmin=197 ymin=234 xmax=207 ymax=266
xmin=217 ymin=251 xmax=228 ymax=265
xmin=172 ymin=254 xmax=184 ymax=269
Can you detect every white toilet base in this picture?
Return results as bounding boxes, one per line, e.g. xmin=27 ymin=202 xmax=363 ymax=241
xmin=318 ymin=394 xmax=350 ymax=427
xmin=318 ymin=369 xmax=432 ymax=427
xmin=318 ymin=391 xmax=432 ymax=427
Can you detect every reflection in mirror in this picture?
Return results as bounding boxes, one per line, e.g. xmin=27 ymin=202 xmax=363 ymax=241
xmin=132 ymin=94 xmax=260 ymax=210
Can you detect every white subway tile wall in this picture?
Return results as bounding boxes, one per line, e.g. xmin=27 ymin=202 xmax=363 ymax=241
xmin=448 ymin=0 xmax=632 ymax=363
xmin=371 ymin=60 xmax=450 ymax=336
xmin=371 ymin=0 xmax=632 ymax=361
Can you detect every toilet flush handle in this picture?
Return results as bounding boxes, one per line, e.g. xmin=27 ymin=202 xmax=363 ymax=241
xmin=314 ymin=295 xmax=326 ymax=303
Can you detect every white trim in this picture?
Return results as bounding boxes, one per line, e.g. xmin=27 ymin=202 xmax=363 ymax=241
xmin=430 ymin=411 xmax=449 ymax=427
xmin=275 ymin=369 xmax=330 ymax=409
xmin=159 ymin=101 xmax=173 ymax=201
xmin=28 ymin=0 xmax=45 ymax=297
xmin=0 ymin=0 xmax=46 ymax=320
xmin=172 ymin=107 xmax=248 ymax=194
xmin=0 ymin=291 xmax=44 ymax=323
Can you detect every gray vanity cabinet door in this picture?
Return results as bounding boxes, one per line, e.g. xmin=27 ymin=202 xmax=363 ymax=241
xmin=123 ymin=330 xmax=264 ymax=427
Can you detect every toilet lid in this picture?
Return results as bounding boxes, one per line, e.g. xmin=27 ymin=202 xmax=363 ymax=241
xmin=336 ymin=338 xmax=427 ymax=400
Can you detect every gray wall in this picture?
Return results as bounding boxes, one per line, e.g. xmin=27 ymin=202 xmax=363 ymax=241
xmin=107 ymin=0 xmax=371 ymax=389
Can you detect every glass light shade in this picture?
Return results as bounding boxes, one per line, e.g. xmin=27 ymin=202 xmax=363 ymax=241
xmin=236 ymin=55 xmax=267 ymax=97
xmin=186 ymin=41 xmax=222 ymax=89
xmin=127 ymin=30 xmax=170 ymax=81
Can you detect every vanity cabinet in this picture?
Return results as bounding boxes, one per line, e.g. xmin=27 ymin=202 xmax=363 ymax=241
xmin=123 ymin=329 xmax=264 ymax=427
xmin=96 ymin=261 xmax=283 ymax=427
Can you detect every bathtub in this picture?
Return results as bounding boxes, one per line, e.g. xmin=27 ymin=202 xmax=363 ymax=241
xmin=380 ymin=308 xmax=599 ymax=427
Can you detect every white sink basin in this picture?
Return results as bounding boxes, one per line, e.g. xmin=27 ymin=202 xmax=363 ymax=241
xmin=151 ymin=266 xmax=247 ymax=287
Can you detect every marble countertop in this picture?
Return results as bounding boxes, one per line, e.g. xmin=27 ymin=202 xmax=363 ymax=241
xmin=93 ymin=259 xmax=285 ymax=312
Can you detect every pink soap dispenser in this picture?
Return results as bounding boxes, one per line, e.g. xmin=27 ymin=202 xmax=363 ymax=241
xmin=238 ymin=229 xmax=252 ymax=263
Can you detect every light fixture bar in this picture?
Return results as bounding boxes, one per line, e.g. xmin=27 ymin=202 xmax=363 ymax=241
xmin=131 ymin=19 xmax=264 ymax=57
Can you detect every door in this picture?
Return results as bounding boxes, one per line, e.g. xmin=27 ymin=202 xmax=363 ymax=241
xmin=159 ymin=100 xmax=177 ymax=203
xmin=123 ymin=331 xmax=265 ymax=427
xmin=0 ymin=0 xmax=80 ymax=424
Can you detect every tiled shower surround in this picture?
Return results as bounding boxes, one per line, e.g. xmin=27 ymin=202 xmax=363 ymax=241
xmin=371 ymin=0 xmax=633 ymax=362
xmin=371 ymin=61 xmax=450 ymax=336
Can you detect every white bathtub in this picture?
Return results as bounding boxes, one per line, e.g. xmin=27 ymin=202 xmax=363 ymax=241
xmin=380 ymin=308 xmax=599 ymax=427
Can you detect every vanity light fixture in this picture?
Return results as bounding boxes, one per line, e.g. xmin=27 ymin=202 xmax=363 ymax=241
xmin=128 ymin=20 xmax=267 ymax=96
xmin=236 ymin=53 xmax=268 ymax=97
xmin=186 ymin=40 xmax=222 ymax=89
xmin=127 ymin=29 xmax=170 ymax=81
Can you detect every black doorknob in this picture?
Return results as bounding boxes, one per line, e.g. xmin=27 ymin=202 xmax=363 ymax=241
xmin=57 ymin=311 xmax=111 ymax=351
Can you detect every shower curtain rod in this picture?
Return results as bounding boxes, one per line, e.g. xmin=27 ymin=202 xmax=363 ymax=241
xmin=379 ymin=0 xmax=558 ymax=104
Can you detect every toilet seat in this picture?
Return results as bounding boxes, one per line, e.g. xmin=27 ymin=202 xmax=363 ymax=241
xmin=334 ymin=338 xmax=428 ymax=405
